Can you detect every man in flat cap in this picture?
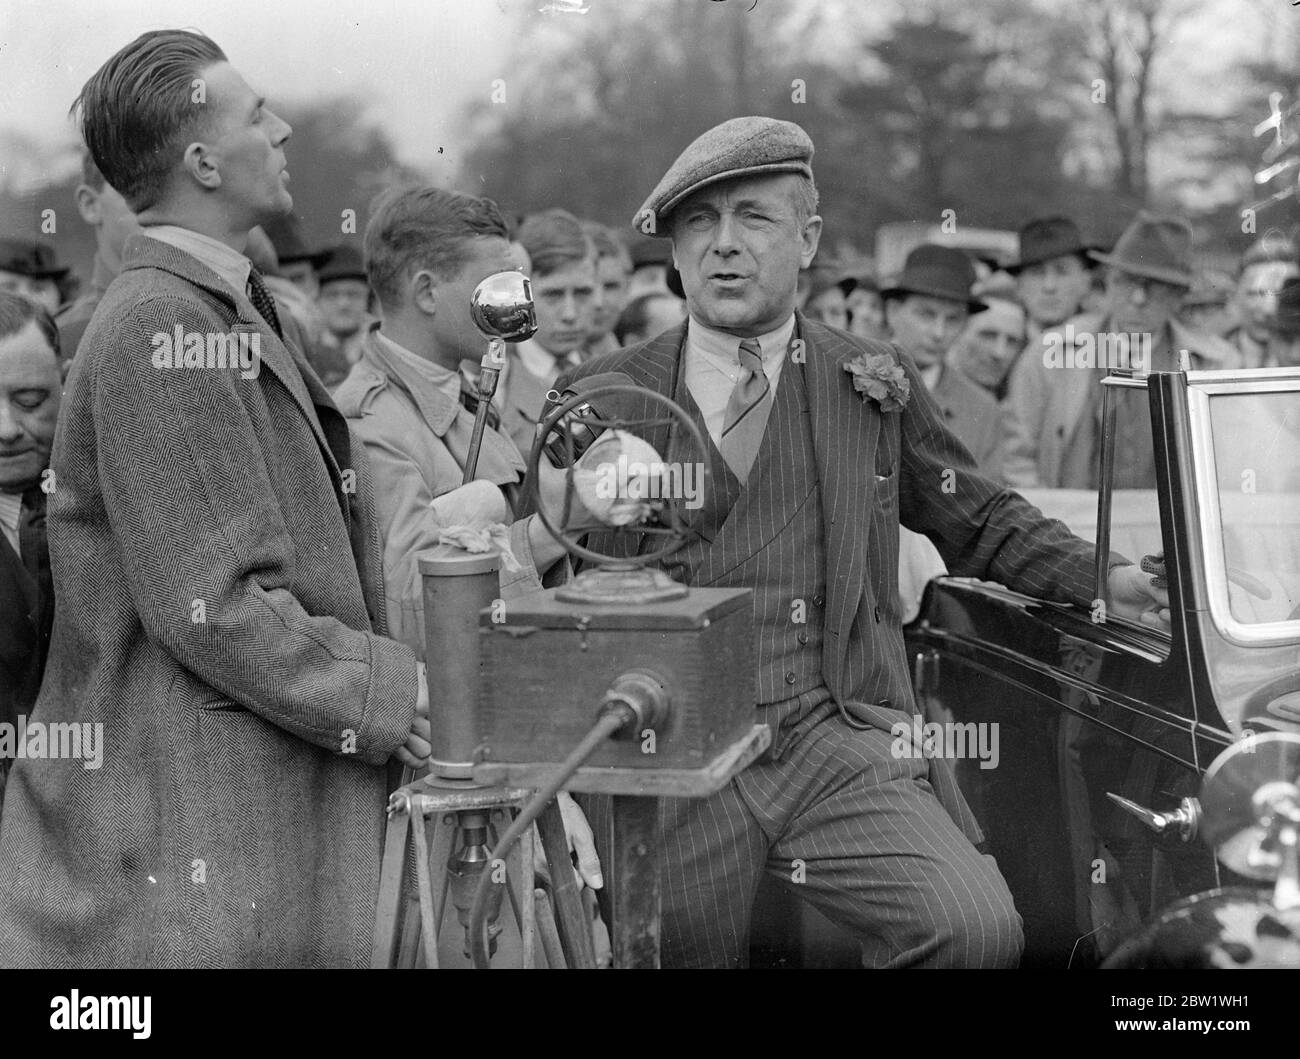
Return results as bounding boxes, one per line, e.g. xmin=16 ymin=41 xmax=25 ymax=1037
xmin=540 ymin=116 xmax=1167 ymax=968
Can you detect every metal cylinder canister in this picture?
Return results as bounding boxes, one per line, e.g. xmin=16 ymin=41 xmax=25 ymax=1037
xmin=418 ymin=544 xmax=501 ymax=779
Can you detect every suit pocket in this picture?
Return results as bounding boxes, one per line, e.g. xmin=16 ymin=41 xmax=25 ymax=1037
xmin=183 ymin=680 xmax=247 ymax=713
xmin=197 ymin=698 xmax=246 ymax=713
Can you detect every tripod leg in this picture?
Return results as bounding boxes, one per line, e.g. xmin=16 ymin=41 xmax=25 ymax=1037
xmin=502 ymin=810 xmax=536 ymax=967
xmin=405 ymin=812 xmax=457 ymax=968
xmin=411 ymin=803 xmax=440 ymax=969
xmin=371 ymin=803 xmax=412 ymax=968
xmin=609 ymin=795 xmax=661 ymax=969
xmin=534 ymin=887 xmax=566 ymax=968
xmin=536 ymin=800 xmax=598 ymax=969
xmin=426 ymin=813 xmax=456 ymax=939
xmin=512 ymin=821 xmax=533 ymax=966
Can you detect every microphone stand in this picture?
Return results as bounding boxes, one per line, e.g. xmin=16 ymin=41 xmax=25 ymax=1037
xmin=462 ymin=337 xmax=507 ymax=486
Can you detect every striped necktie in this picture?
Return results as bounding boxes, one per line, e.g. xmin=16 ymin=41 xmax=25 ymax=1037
xmin=718 ymin=338 xmax=772 ymax=482
xmin=246 ymin=266 xmax=283 ymax=339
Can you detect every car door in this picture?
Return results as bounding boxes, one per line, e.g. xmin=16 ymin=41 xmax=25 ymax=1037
xmin=906 ymin=374 xmax=1224 ymax=966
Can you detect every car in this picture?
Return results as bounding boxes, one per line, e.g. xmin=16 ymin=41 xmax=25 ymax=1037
xmin=874 ymin=220 xmax=1017 ymax=286
xmin=902 ymin=366 xmax=1300 ymax=966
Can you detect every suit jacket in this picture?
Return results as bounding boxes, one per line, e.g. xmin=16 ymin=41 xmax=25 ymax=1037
xmin=930 ymin=362 xmax=1004 ymax=482
xmin=0 ymin=497 xmax=54 ymax=807
xmin=1002 ymin=313 xmax=1241 ymax=489
xmin=0 ymin=233 xmax=418 ymax=968
xmin=55 ymin=251 xmax=116 ymax=360
xmin=551 ymin=316 xmax=1099 ymax=710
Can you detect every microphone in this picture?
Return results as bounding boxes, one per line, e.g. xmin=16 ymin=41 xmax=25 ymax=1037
xmin=540 ymin=371 xmax=641 ymax=468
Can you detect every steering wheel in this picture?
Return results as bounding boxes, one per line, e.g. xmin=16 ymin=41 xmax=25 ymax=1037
xmin=525 ymin=383 xmax=710 ymax=569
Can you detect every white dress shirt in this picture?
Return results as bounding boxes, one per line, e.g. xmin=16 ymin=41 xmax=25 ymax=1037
xmin=684 ymin=313 xmax=795 ymax=447
xmin=514 ymin=339 xmax=582 ymax=387
xmin=142 ymin=225 xmax=253 ymax=295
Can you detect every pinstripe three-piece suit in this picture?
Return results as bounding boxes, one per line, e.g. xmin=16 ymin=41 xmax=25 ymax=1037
xmin=554 ymin=315 xmax=1099 ymax=967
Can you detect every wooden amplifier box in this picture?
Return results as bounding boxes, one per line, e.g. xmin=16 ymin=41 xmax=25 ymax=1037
xmin=476 ymin=586 xmax=755 ymax=771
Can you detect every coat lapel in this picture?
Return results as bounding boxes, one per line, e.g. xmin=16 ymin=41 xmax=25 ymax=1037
xmin=799 ymin=317 xmax=883 ymax=691
xmin=123 ymin=236 xmax=346 ymax=487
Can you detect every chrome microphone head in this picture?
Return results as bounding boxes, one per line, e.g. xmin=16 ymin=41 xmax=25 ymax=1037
xmin=470 ymin=271 xmax=537 ymax=342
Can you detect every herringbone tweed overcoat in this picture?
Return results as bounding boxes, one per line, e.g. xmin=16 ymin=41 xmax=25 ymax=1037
xmin=0 ymin=234 xmax=419 ymax=967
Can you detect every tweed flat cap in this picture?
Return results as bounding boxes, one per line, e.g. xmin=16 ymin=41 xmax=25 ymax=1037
xmin=632 ymin=116 xmax=814 ymax=238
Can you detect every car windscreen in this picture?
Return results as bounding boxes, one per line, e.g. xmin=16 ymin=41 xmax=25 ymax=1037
xmin=1206 ymin=390 xmax=1300 ymax=627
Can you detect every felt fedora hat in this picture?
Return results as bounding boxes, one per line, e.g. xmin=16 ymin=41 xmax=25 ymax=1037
xmin=1006 ymin=216 xmax=1096 ymax=274
xmin=0 ymin=238 xmax=69 ymax=280
xmin=317 ymin=243 xmax=368 ymax=285
xmin=262 ymin=214 xmax=331 ymax=269
xmin=1182 ymin=267 xmax=1235 ymax=309
xmin=1089 ymin=211 xmax=1195 ymax=288
xmin=880 ymin=244 xmax=987 ymax=313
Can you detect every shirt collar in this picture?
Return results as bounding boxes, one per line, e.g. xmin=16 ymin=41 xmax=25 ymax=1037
xmin=515 ymin=338 xmax=581 ymax=381
xmin=142 ymin=225 xmax=253 ymax=295
xmin=687 ymin=313 xmax=796 ymax=369
xmin=366 ymin=328 xmax=462 ymax=436
xmin=372 ymin=329 xmax=462 ymax=400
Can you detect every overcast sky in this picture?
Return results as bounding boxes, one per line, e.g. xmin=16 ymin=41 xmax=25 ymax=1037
xmin=0 ymin=0 xmax=1288 ymax=193
xmin=0 ymin=0 xmax=518 ymax=186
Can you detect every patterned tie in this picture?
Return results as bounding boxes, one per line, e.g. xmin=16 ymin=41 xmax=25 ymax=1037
xmin=246 ymin=266 xmax=283 ymax=339
xmin=18 ymin=485 xmax=47 ymax=583
xmin=718 ymin=338 xmax=772 ymax=482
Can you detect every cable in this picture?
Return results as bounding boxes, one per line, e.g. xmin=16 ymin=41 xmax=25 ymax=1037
xmin=469 ymin=704 xmax=635 ymax=968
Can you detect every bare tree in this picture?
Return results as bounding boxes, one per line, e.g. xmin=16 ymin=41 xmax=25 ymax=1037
xmin=1083 ymin=0 xmax=1191 ymax=203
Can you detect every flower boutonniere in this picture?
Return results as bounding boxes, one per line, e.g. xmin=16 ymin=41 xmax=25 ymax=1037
xmin=843 ymin=351 xmax=911 ymax=412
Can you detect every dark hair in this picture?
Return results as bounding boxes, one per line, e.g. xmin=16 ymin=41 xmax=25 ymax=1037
xmin=0 ymin=291 xmax=62 ymax=361
xmin=71 ymin=30 xmax=227 ymax=213
xmin=516 ymin=209 xmax=593 ymax=279
xmin=80 ymin=149 xmax=105 ymax=191
xmin=581 ymin=220 xmax=631 ymax=270
xmin=363 ymin=185 xmax=510 ymax=309
xmin=614 ymin=292 xmax=672 ymax=344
